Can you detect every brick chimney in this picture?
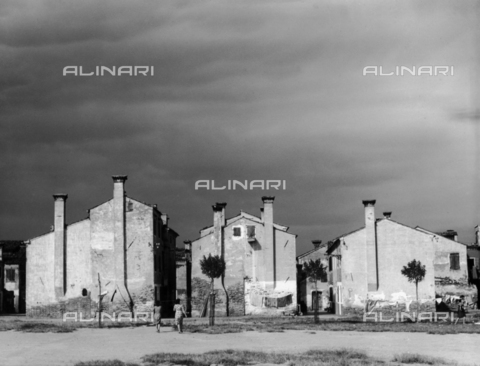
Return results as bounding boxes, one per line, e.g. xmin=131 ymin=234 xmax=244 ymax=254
xmin=363 ymin=200 xmax=378 ymax=291
xmin=312 ymin=240 xmax=322 ymax=250
xmin=216 ymin=202 xmax=227 ymax=227
xmin=262 ymin=196 xmax=275 ymax=288
xmin=53 ymin=193 xmax=68 ymax=298
xmin=212 ymin=203 xmax=224 ymax=256
xmin=112 ymin=175 xmax=128 ymax=293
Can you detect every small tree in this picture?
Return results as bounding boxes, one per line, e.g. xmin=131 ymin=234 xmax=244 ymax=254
xmin=401 ymin=259 xmax=426 ymax=320
xmin=303 ymin=259 xmax=326 ymax=323
xmin=200 ymin=254 xmax=226 ymax=326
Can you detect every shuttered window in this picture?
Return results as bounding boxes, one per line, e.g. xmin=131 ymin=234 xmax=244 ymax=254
xmin=450 ymin=253 xmax=460 ymax=270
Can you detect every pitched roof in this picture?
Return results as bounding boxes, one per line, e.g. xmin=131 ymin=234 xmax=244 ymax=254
xmin=415 ymin=226 xmax=468 ymax=246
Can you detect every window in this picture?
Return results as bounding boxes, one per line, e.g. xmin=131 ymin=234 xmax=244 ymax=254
xmin=247 ymin=226 xmax=256 ymax=241
xmin=328 ymin=256 xmax=333 ymax=271
xmin=233 ymin=227 xmax=241 ymax=237
xmin=82 ymin=288 xmax=88 ymax=297
xmin=450 ymin=253 xmax=460 ymax=270
xmin=469 ymin=257 xmax=476 ymax=269
xmin=6 ymin=268 xmax=15 ymax=282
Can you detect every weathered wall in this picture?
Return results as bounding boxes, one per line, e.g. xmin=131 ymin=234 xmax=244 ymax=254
xmin=27 ymin=194 xmax=170 ymax=318
xmin=374 ymin=220 xmax=435 ymax=304
xmin=434 ymin=235 xmax=474 ymax=297
xmin=65 ymin=219 xmax=91 ymax=299
xmin=297 ymin=246 xmax=329 ymax=311
xmin=191 ymin=215 xmax=297 ymax=317
xmin=331 ymin=219 xmax=476 ymax=315
xmin=125 ymin=199 xmax=154 ymax=312
xmin=90 ymin=201 xmax=116 ymax=301
xmin=27 ymin=232 xmax=55 ymax=308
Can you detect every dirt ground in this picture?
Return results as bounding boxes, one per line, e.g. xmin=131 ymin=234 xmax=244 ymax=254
xmin=1 ymin=325 xmax=479 ymax=366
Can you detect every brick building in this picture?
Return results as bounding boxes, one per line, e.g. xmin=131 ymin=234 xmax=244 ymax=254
xmin=26 ymin=175 xmax=178 ymax=318
xmin=0 ymin=241 xmax=26 ymax=314
xmin=190 ymin=197 xmax=297 ymax=316
xmin=326 ymin=200 xmax=475 ymax=316
xmin=296 ymin=240 xmax=329 ymax=314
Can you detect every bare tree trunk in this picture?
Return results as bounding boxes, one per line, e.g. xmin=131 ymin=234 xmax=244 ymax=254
xmin=415 ymin=281 xmax=419 ymax=322
xmin=314 ymin=280 xmax=319 ymax=324
xmin=98 ymin=273 xmax=102 ymax=328
xmin=209 ymin=278 xmax=215 ymax=326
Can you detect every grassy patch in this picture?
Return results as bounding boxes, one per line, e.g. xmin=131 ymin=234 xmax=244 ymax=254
xmin=75 ymin=360 xmax=141 ymax=366
xmin=141 ymin=349 xmax=378 ymax=366
xmin=392 ymin=353 xmax=453 ymax=365
xmin=0 ymin=320 xmax=76 ymax=333
xmin=0 ymin=319 xmax=150 ymax=333
xmin=182 ymin=317 xmax=480 ymax=335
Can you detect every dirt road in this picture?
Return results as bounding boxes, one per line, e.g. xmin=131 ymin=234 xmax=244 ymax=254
xmin=1 ymin=326 xmax=479 ymax=366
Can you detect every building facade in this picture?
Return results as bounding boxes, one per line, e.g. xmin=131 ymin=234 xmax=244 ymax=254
xmin=190 ymin=197 xmax=297 ymax=317
xmin=26 ymin=175 xmax=178 ymax=318
xmin=0 ymin=241 xmax=26 ymax=314
xmin=326 ymin=200 xmax=475 ymax=316
xmin=296 ymin=240 xmax=329 ymax=314
xmin=175 ymin=241 xmax=192 ymax=315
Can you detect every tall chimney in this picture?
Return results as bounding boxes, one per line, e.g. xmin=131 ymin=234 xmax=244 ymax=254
xmin=212 ymin=203 xmax=224 ymax=256
xmin=363 ymin=200 xmax=378 ymax=291
xmin=476 ymin=225 xmax=480 ymax=245
xmin=216 ymin=202 xmax=227 ymax=227
xmin=112 ymin=175 xmax=128 ymax=292
xmin=262 ymin=196 xmax=275 ymax=288
xmin=312 ymin=240 xmax=322 ymax=250
xmin=53 ymin=193 xmax=68 ymax=298
xmin=161 ymin=213 xmax=169 ymax=226
xmin=183 ymin=240 xmax=192 ymax=262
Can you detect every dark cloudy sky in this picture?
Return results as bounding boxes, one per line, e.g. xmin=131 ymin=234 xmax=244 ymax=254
xmin=1 ymin=0 xmax=479 ymax=255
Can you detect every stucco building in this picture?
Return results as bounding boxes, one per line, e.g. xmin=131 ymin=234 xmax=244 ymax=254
xmin=26 ymin=175 xmax=178 ymax=318
xmin=296 ymin=240 xmax=329 ymax=313
xmin=190 ymin=197 xmax=297 ymax=316
xmin=326 ymin=200 xmax=475 ymax=315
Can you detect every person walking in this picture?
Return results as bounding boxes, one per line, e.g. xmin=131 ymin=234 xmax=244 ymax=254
xmin=454 ymin=296 xmax=467 ymax=325
xmin=153 ymin=301 xmax=162 ymax=333
xmin=173 ymin=298 xmax=187 ymax=333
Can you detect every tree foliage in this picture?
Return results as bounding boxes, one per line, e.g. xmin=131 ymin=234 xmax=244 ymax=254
xmin=200 ymin=254 xmax=226 ymax=290
xmin=303 ymin=259 xmax=326 ymax=283
xmin=302 ymin=259 xmax=326 ymax=323
xmin=401 ymin=259 xmax=426 ymax=285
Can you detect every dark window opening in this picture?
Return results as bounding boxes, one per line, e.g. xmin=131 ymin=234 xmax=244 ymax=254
xmin=82 ymin=288 xmax=88 ymax=297
xmin=247 ymin=226 xmax=256 ymax=241
xmin=450 ymin=253 xmax=460 ymax=270
xmin=233 ymin=227 xmax=241 ymax=237
xmin=6 ymin=268 xmax=15 ymax=282
xmin=328 ymin=256 xmax=333 ymax=271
